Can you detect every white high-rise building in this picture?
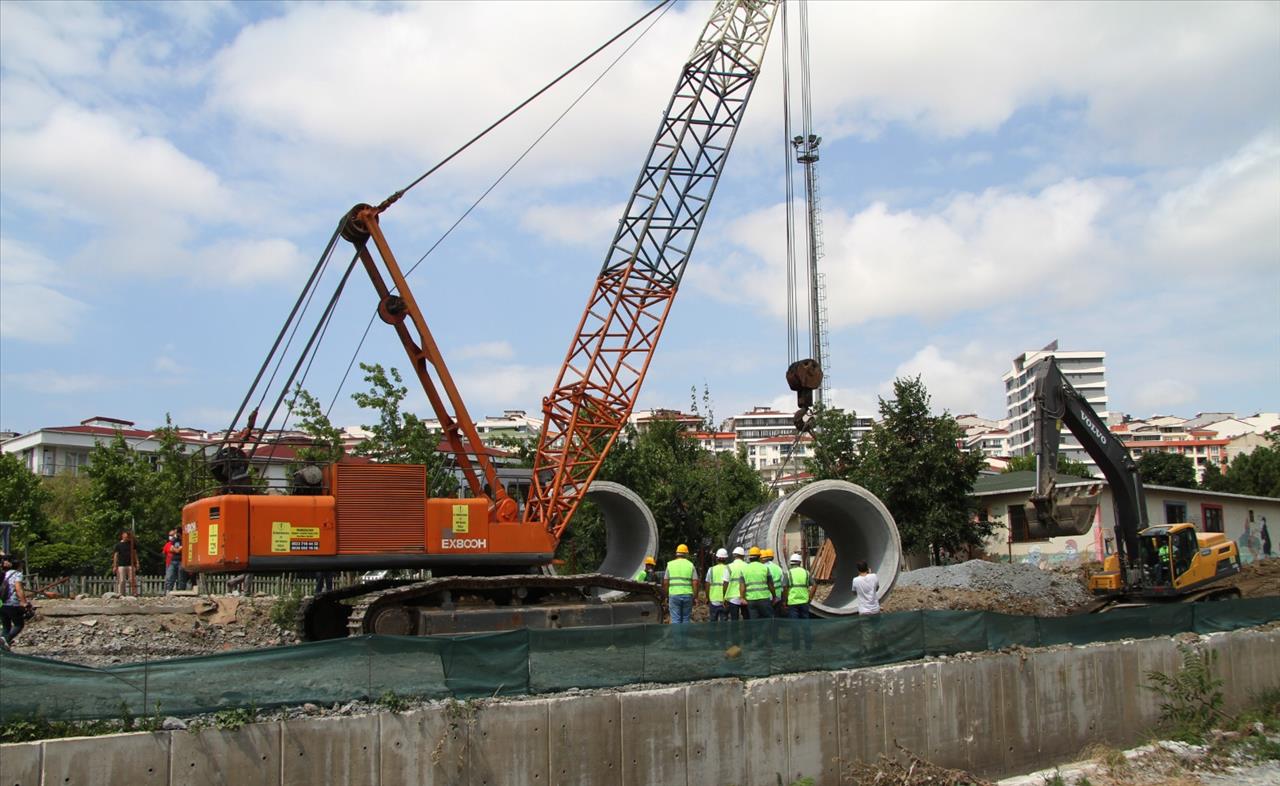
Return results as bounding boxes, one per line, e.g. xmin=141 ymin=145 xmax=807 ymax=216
xmin=1003 ymin=341 xmax=1108 ymax=475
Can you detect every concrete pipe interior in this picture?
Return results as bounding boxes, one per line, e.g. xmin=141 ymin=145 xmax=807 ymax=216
xmin=545 ymin=480 xmax=658 ymax=599
xmin=728 ymin=480 xmax=901 ymax=616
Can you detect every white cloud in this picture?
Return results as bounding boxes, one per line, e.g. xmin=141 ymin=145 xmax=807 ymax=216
xmin=802 ymin=2 xmax=1279 ymax=162
xmin=3 ymin=370 xmax=115 ymax=394
xmin=520 ymin=201 xmax=625 ymax=248
xmin=0 ymin=236 xmax=88 ymax=344
xmin=454 ymin=363 xmax=558 ymax=413
xmin=0 ymin=104 xmax=233 ymax=223
xmin=1148 ymin=134 xmax=1280 ymax=269
xmin=1131 ymin=379 xmax=1199 ymax=413
xmin=455 ymin=341 xmax=515 ymax=361
xmin=695 ymin=178 xmax=1113 ymax=326
xmin=888 ymin=344 xmax=1009 ymax=416
xmin=204 ymin=238 xmax=306 ymax=285
xmin=0 ymin=2 xmax=122 ymax=80
xmin=208 ymin=2 xmax=700 ymax=182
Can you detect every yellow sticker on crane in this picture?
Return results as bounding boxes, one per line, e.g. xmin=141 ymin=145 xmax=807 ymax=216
xmin=452 ymin=504 xmax=470 ymax=534
xmin=208 ymin=524 xmax=219 ymax=556
xmin=271 ymin=521 xmax=290 ymax=553
xmin=292 ymin=527 xmax=320 ymax=539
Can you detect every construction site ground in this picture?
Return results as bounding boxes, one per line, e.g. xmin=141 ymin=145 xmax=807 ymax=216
xmin=8 ymin=558 xmax=1279 ymax=667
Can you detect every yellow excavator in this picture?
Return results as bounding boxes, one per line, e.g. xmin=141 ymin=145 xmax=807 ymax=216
xmin=1024 ymin=357 xmax=1241 ymax=607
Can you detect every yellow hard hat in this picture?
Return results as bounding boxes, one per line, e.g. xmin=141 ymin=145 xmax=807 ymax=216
xmin=644 ymin=556 xmax=656 ymax=565
xmin=761 ymin=549 xmax=774 ymax=559
xmin=748 ymin=546 xmax=761 ymax=557
xmin=676 ymin=544 xmax=689 ymax=555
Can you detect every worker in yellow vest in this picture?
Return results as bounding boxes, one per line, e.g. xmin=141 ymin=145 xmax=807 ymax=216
xmin=703 ymin=548 xmax=731 ymax=622
xmin=663 ymin=544 xmax=698 ymax=624
xmin=726 ymin=546 xmax=749 ymax=621
xmin=742 ymin=546 xmax=775 ymax=619
xmin=633 ymin=556 xmax=658 ymax=583
xmin=784 ymin=553 xmax=816 ymax=651
xmin=761 ymin=548 xmax=785 ymax=614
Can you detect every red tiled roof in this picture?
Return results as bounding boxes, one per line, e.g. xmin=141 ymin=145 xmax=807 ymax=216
xmin=755 ymin=434 xmax=813 ymax=444
xmin=48 ymin=425 xmax=163 ymax=440
xmin=436 ymin=440 xmax=513 ymax=459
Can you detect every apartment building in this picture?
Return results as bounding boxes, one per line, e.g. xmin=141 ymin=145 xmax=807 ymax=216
xmin=1003 ymin=341 xmax=1107 ymax=474
xmin=745 ymin=434 xmax=815 ymax=480
xmin=0 ymin=417 xmax=199 ymax=477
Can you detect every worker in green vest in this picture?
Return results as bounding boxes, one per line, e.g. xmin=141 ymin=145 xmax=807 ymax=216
xmin=742 ymin=546 xmax=775 ymax=619
xmin=703 ymin=548 xmax=730 ymax=622
xmin=784 ymin=553 xmax=816 ymax=651
xmin=633 ymin=556 xmax=658 ymax=583
xmin=1157 ymin=540 xmax=1171 ymax=583
xmin=761 ymin=548 xmax=785 ymax=614
xmin=663 ymin=544 xmax=698 ymax=624
xmin=726 ymin=546 xmax=749 ymax=621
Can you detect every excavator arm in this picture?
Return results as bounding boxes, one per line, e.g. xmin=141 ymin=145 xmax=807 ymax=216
xmin=1026 ymin=357 xmax=1146 ymax=568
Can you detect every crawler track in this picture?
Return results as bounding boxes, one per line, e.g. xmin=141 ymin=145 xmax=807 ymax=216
xmin=299 ymin=574 xmax=661 ymax=640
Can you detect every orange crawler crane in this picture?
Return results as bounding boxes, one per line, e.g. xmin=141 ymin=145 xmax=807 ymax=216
xmin=182 ymin=0 xmax=782 ymax=639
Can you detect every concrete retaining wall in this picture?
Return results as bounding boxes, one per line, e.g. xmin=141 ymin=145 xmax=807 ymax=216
xmin=4 ymin=627 xmax=1276 ymax=786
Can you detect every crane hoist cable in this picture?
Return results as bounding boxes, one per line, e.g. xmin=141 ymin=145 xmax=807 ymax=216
xmin=321 ymin=0 xmax=676 ymax=421
xmin=374 ymin=0 xmax=675 ymax=215
xmin=221 ymin=0 xmax=677 ymax=455
xmin=781 ymin=0 xmax=800 ymax=366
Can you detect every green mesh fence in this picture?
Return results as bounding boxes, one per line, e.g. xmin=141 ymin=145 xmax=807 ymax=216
xmin=2 ymin=596 xmax=1277 ymax=722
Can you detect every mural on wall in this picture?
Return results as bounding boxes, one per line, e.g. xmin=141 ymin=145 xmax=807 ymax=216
xmin=1237 ymin=516 xmax=1263 ymax=564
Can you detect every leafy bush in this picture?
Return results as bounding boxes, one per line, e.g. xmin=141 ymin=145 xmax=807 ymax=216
xmin=1145 ymin=645 xmax=1228 ymax=743
xmin=269 ymin=588 xmax=304 ymax=629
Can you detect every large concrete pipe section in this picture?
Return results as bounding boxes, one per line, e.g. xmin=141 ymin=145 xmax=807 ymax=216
xmin=544 ymin=481 xmax=659 ymax=598
xmin=728 ymin=480 xmax=901 ymax=616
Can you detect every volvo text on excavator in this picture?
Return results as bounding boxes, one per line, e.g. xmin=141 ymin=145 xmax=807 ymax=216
xmin=1025 ymin=357 xmax=1241 ymax=608
xmin=180 ymin=0 xmax=783 ymax=639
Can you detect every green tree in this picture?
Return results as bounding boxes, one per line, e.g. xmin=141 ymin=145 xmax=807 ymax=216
xmin=1215 ymin=439 xmax=1280 ymax=498
xmin=851 ymin=376 xmax=990 ymax=563
xmin=135 ymin=417 xmax=211 ymax=568
xmin=1199 ymin=461 xmax=1230 ymax=492
xmin=0 ymin=452 xmax=51 ymax=551
xmin=1136 ymin=451 xmax=1198 ymax=489
xmin=1003 ymin=454 xmax=1095 ymax=479
xmin=351 ymin=363 xmax=454 ymax=497
xmin=806 ymin=405 xmax=862 ymax=481
xmin=84 ymin=434 xmax=150 ymax=549
xmin=561 ymin=421 xmax=767 ymax=571
xmin=289 ymin=385 xmax=346 ymax=466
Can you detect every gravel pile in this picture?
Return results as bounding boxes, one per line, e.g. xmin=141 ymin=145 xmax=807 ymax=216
xmin=897 ymin=559 xmax=1092 ymax=612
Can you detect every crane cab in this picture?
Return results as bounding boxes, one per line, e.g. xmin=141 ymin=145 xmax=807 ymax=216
xmin=1089 ymin=523 xmax=1241 ymax=597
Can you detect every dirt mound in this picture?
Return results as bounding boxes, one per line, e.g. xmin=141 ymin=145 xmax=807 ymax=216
xmin=11 ymin=595 xmax=297 ymax=667
xmin=1219 ymin=559 xmax=1280 ymax=598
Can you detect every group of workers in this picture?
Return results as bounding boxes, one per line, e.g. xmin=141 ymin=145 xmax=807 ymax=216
xmin=634 ymin=544 xmax=818 ymax=624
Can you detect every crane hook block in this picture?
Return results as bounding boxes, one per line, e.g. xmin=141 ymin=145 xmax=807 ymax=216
xmin=786 ymin=359 xmax=823 ymax=393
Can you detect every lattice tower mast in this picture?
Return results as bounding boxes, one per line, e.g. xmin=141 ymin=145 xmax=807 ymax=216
xmin=527 ymin=0 xmax=782 ymax=538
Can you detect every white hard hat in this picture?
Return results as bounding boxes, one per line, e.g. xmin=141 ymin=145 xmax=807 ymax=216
xmin=732 ymin=546 xmax=745 ymax=557
xmin=716 ymin=548 xmax=729 ymax=559
xmin=789 ymin=553 xmax=802 ymax=563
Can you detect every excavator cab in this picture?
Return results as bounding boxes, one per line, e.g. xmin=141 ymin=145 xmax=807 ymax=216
xmin=1131 ymin=524 xmax=1240 ymax=596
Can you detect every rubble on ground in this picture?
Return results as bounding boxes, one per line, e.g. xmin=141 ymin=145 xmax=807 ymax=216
xmin=885 ymin=559 xmax=1093 ymax=616
xmin=10 ymin=595 xmax=297 ymax=667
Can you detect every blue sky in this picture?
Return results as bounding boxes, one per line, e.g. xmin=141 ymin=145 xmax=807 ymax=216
xmin=1 ymin=0 xmax=1277 ymax=437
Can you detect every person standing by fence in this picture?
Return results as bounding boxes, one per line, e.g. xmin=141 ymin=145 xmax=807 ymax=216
xmin=1 ymin=553 xmax=32 ymax=649
xmin=111 ymin=531 xmax=139 ymax=596
xmin=163 ymin=530 xmax=183 ymax=592
xmin=663 ymin=544 xmax=698 ymax=624
xmin=785 ymin=553 xmax=815 ymax=651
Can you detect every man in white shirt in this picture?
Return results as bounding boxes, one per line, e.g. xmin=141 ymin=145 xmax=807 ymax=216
xmin=851 ymin=560 xmax=880 ymax=615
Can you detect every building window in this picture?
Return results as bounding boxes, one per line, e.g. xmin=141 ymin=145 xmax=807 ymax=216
xmin=1164 ymin=501 xmax=1188 ymax=524
xmin=1201 ymin=504 xmax=1224 ymax=533
xmin=1007 ymin=504 xmax=1037 ymax=543
xmin=42 ymin=447 xmax=55 ymax=476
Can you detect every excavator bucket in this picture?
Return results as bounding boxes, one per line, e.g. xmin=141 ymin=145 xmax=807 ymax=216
xmin=1025 ymin=484 xmax=1100 ymax=539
